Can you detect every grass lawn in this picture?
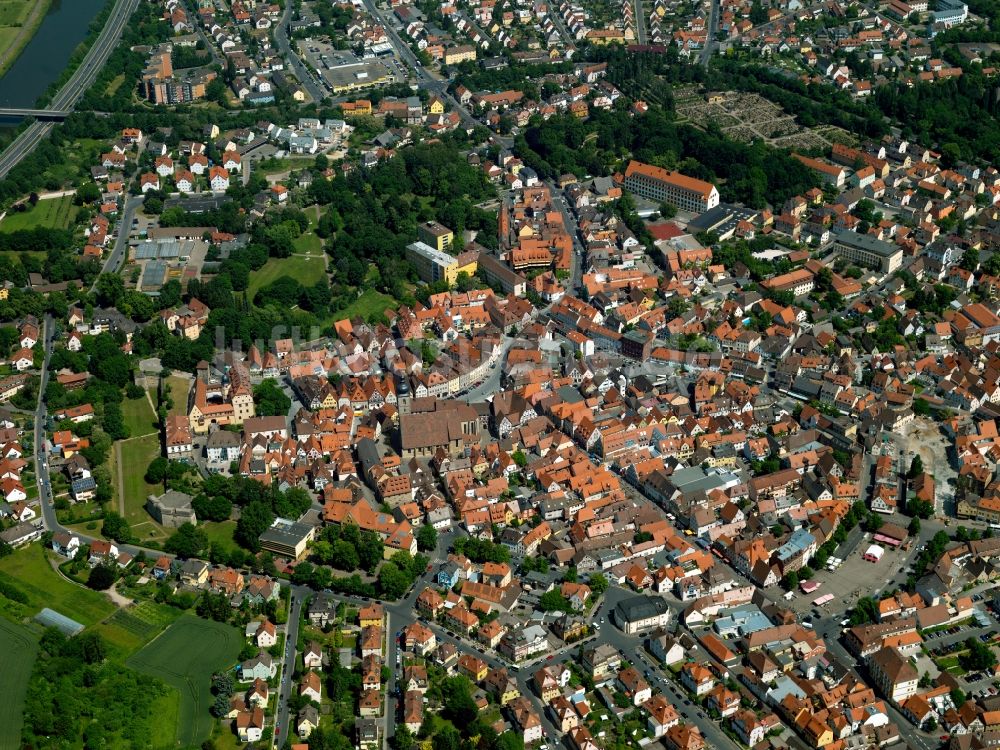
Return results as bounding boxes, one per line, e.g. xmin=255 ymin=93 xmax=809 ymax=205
xmin=127 ymin=615 xmax=243 ymax=748
xmin=293 ymin=230 xmax=323 ymax=255
xmin=0 ymin=619 xmax=38 ymax=750
xmin=119 ymin=434 xmax=167 ymax=542
xmin=335 ymin=289 xmax=397 ymax=322
xmin=256 ymin=156 xmax=316 ymax=176
xmin=163 ymin=375 xmax=190 ymax=418
xmin=248 ymin=253 xmax=326 ymax=300
xmin=0 ymin=195 xmax=77 ymax=232
xmin=200 ymin=520 xmax=238 ymax=553
xmin=122 ymin=396 xmax=158 ymax=437
xmin=0 ymin=544 xmax=114 ymax=626
xmin=934 ymin=654 xmax=967 ymax=675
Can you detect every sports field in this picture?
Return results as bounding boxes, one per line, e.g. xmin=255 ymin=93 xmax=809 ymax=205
xmin=126 ymin=615 xmax=243 ymax=748
xmin=0 ymin=544 xmax=114 ymax=626
xmin=0 ymin=619 xmax=38 ymax=750
xmin=0 ymin=194 xmax=77 ymax=232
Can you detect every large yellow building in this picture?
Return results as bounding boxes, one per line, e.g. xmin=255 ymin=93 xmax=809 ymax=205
xmin=405 ymin=241 xmax=478 ymax=285
xmin=417 ymin=221 xmax=454 ymax=252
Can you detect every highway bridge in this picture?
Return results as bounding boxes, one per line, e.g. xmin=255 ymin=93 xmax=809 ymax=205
xmin=0 ymin=108 xmax=72 ymax=120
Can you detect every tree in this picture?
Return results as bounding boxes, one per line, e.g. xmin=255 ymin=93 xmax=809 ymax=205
xmin=192 ymin=494 xmax=232 ymax=522
xmin=235 ymin=500 xmax=275 ymax=552
xmin=164 ymin=523 xmax=209 ymax=558
xmin=908 ymin=517 xmax=921 ymax=536
xmin=145 ymin=456 xmax=169 ymax=485
xmin=850 ymin=596 xmax=879 ymax=625
xmin=589 ymin=572 xmax=609 ymax=597
xmin=781 ymin=570 xmax=798 ymax=590
xmin=961 ymin=638 xmax=998 ymax=672
xmin=253 ymin=379 xmax=291 ymax=417
xmin=210 ymin=694 xmax=231 ymax=718
xmin=330 ymin=539 xmax=360 ymax=571
xmin=87 ymin=563 xmax=116 ymax=590
xmin=377 ymin=562 xmax=409 ymax=599
xmin=951 ymin=688 xmax=967 ymax=708
xmin=912 ymin=398 xmax=931 ymax=417
xmin=439 ymin=676 xmax=477 ymax=726
xmin=391 ymin=726 xmax=416 ymax=750
xmin=863 ymin=512 xmax=884 ymax=532
xmin=358 ymin=531 xmax=384 ymax=572
xmin=538 ymin=590 xmax=572 ymax=613
xmin=95 ymin=273 xmax=125 ymax=308
xmin=908 ymin=455 xmax=924 ymax=478
xmin=101 ymin=511 xmax=132 ymax=543
xmin=416 ymin=524 xmax=438 ymax=552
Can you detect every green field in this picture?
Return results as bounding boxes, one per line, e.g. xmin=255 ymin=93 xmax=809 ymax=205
xmin=336 ymin=289 xmax=397 ymax=322
xmin=0 ymin=544 xmax=114 ymax=626
xmin=123 ymin=396 xmax=159 ymax=437
xmin=248 ymin=253 xmax=326 ymax=300
xmin=127 ymin=615 xmax=243 ymax=748
xmin=0 ymin=619 xmax=38 ymax=750
xmin=0 ymin=195 xmax=77 ymax=232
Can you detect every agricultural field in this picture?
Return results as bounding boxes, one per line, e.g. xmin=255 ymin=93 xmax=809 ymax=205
xmin=0 ymin=544 xmax=114 ymax=626
xmin=122 ymin=395 xmax=159 ymax=437
xmin=0 ymin=194 xmax=77 ymax=232
xmin=0 ymin=619 xmax=38 ymax=750
xmin=127 ymin=615 xmax=243 ymax=748
xmin=95 ymin=601 xmax=182 ymax=656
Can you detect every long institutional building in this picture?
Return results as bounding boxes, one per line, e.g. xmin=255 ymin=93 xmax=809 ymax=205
xmin=832 ymin=231 xmax=903 ymax=273
xmin=623 ymin=160 xmax=720 ymax=213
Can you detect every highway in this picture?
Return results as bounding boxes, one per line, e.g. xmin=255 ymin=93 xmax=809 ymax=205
xmin=0 ymin=0 xmax=140 ymax=179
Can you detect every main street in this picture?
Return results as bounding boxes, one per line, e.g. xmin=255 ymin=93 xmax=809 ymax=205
xmin=91 ymin=194 xmax=144 ymax=290
xmin=0 ymin=0 xmax=140 ymax=179
xmin=275 ymin=2 xmax=328 ymax=104
xmin=275 ymin=591 xmax=305 ymax=748
xmin=699 ymin=0 xmax=720 ymax=67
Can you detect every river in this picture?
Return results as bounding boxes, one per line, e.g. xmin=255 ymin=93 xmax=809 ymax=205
xmin=0 ymin=0 xmax=108 ymax=109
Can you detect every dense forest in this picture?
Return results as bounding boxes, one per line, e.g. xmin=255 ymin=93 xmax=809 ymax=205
xmin=515 ymin=108 xmax=819 ymax=208
xmin=21 ymin=629 xmax=169 ymax=749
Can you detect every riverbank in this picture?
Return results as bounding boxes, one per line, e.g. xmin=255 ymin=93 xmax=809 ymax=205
xmin=0 ymin=0 xmax=54 ymax=79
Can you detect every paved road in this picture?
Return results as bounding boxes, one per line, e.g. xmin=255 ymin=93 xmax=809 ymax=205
xmin=633 ymin=0 xmax=648 ymax=44
xmin=699 ymin=0 xmax=720 ymax=67
xmin=274 ymin=3 xmax=327 ymax=104
xmin=0 ymin=0 xmax=140 ymax=179
xmin=91 ymin=194 xmax=143 ymax=291
xmin=275 ymin=591 xmax=305 ymax=748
